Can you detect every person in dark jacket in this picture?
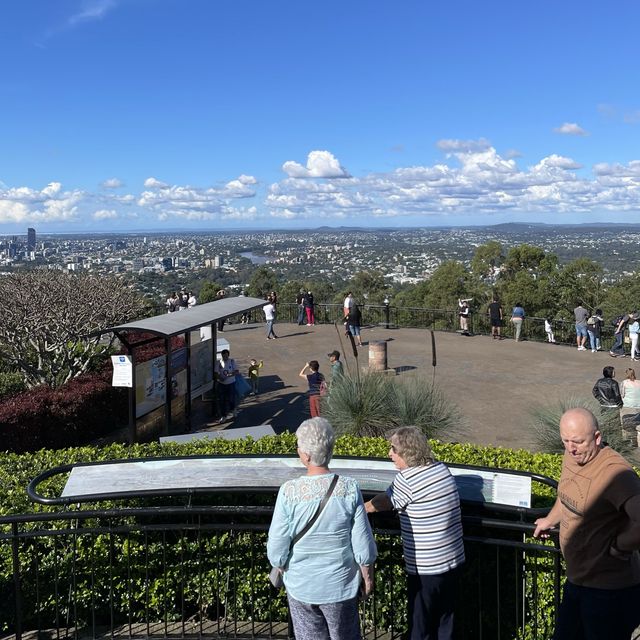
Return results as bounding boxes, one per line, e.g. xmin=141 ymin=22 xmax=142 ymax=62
xmin=592 ymin=366 xmax=623 ymax=409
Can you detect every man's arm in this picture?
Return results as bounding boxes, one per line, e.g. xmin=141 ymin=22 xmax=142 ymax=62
xmin=299 ymin=363 xmax=309 ymax=379
xmin=533 ymin=497 xmax=562 ymax=538
xmin=364 ymin=492 xmax=394 ymax=514
xmin=613 ymin=494 xmax=640 ymax=554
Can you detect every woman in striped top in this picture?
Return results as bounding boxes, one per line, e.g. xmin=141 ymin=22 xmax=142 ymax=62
xmin=365 ymin=426 xmax=465 ymax=640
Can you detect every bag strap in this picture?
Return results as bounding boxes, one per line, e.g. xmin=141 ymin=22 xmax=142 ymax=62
xmin=289 ymin=474 xmax=339 ymax=552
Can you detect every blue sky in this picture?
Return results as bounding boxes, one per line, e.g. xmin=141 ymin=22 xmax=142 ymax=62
xmin=1 ymin=0 xmax=639 ymax=232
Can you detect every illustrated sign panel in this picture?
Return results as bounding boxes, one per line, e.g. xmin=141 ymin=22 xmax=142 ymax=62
xmin=190 ymin=340 xmax=214 ymax=398
xmin=135 ymin=355 xmax=166 ymax=418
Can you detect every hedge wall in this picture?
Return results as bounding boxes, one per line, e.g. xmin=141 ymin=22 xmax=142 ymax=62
xmin=0 ymin=367 xmax=128 ymax=454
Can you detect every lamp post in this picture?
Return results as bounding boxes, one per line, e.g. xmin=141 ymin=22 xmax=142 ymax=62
xmin=384 ymin=297 xmax=390 ymax=329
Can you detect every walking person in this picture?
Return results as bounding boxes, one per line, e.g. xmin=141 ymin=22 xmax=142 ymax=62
xmin=610 ymin=311 xmax=634 ymax=357
xmin=511 ymin=303 xmax=525 ymax=342
xmin=263 ymin=297 xmax=278 ymax=340
xmin=345 ymin=304 xmax=363 ymax=346
xmin=365 ymin=427 xmax=465 ymax=640
xmin=267 ymin=418 xmax=377 ymax=640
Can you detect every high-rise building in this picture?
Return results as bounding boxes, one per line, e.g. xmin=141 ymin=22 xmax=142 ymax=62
xmin=27 ymin=228 xmax=36 ymax=251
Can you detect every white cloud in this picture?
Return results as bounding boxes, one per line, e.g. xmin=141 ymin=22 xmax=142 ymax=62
xmin=93 ymin=209 xmax=118 ymax=220
xmin=0 ymin=183 xmax=82 ymax=223
xmin=553 ymin=122 xmax=589 ymax=136
xmin=101 ymin=178 xmax=123 ymax=189
xmin=144 ymin=177 xmax=169 ymax=189
xmin=68 ymin=0 xmax=117 ymax=27
xmin=436 ymin=138 xmax=491 ymax=152
xmin=282 ymin=150 xmax=350 ymax=179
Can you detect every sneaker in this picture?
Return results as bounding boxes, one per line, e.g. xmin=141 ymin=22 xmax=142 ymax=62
xmin=591 ymin=350 xmax=596 ymax=353
xmin=577 ymin=346 xmax=586 ymax=351
xmin=609 ymin=351 xmax=617 ymax=357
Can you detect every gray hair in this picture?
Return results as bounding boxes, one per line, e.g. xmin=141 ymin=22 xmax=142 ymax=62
xmin=296 ymin=417 xmax=335 ymax=467
xmin=388 ymin=426 xmax=434 ymax=467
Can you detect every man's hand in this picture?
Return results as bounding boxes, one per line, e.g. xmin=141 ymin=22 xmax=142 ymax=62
xmin=533 ymin=517 xmax=555 ymax=539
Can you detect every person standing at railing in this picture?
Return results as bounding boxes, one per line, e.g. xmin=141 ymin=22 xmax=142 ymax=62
xmin=267 ymin=418 xmax=377 ymax=640
xmin=511 ymin=303 xmax=525 ymax=342
xmin=365 ymin=426 xmax=465 ymax=640
xmin=345 ymin=304 xmax=363 ymax=346
xmin=303 ymin=290 xmax=315 ymax=326
xmin=458 ymin=299 xmax=471 ymax=336
xmin=533 ymin=407 xmax=640 ymax=640
xmin=488 ymin=296 xmax=503 ymax=340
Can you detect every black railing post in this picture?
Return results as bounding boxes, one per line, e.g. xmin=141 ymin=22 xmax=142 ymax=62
xmin=11 ymin=522 xmax=22 ymax=640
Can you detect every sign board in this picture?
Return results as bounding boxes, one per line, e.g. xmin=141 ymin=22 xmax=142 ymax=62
xmin=111 ymin=355 xmax=133 ymax=387
xmin=135 ymin=354 xmax=166 ymax=418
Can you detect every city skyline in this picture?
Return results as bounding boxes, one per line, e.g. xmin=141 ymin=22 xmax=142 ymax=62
xmin=2 ymin=1 xmax=640 ymax=232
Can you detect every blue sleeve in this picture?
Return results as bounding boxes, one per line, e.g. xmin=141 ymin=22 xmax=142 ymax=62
xmin=350 ymin=488 xmax=377 ymax=565
xmin=267 ymin=487 xmax=292 ymax=569
xmin=387 ymin=472 xmax=412 ymax=511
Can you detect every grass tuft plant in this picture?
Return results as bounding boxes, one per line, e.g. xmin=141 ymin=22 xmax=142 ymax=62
xmin=530 ymin=395 xmax=633 ymax=457
xmin=322 ymin=371 xmax=465 ymax=440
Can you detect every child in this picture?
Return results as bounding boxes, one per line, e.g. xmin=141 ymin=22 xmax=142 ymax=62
xmin=247 ymin=358 xmax=264 ymax=395
xmin=544 ymin=318 xmax=555 ymax=344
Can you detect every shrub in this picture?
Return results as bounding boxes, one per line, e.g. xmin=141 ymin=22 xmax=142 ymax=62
xmin=323 ymin=371 xmax=465 ymax=440
xmin=531 ymin=395 xmax=633 ymax=458
xmin=0 ymin=372 xmax=26 ymax=401
xmin=0 ymin=367 xmax=127 ymax=453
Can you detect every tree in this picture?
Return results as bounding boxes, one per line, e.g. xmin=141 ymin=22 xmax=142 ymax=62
xmin=471 ymin=241 xmax=504 ymax=280
xmin=199 ymin=281 xmax=225 ymax=303
xmin=0 ymin=270 xmax=147 ymax=388
xmin=349 ymin=270 xmax=388 ymax=305
xmin=551 ymin=258 xmax=605 ymax=319
xmin=248 ymin=267 xmax=279 ymax=298
xmin=423 ymin=261 xmax=483 ymax=309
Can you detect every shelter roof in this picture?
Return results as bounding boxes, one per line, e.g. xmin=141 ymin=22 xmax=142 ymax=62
xmin=104 ymin=296 xmax=266 ymax=339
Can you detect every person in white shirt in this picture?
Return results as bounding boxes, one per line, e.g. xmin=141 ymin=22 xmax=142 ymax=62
xmin=263 ymin=299 xmax=278 ymax=340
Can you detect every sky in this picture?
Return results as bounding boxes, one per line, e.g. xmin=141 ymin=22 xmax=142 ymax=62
xmin=1 ymin=0 xmax=640 ymax=233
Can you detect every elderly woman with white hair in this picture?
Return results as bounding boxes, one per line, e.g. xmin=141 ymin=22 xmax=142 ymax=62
xmin=267 ymin=418 xmax=377 ymax=640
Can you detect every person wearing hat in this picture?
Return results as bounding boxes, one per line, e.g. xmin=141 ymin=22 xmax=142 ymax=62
xmin=328 ymin=350 xmax=344 ymax=380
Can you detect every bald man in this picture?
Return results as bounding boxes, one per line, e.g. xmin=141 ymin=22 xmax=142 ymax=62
xmin=534 ymin=408 xmax=640 ymax=639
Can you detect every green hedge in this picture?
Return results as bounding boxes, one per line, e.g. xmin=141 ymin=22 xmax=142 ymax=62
xmin=0 ymin=435 xmax=563 ymax=638
xmin=0 ymin=434 xmax=562 ymax=515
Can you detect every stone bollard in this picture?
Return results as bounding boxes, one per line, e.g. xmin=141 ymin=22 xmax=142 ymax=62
xmin=369 ymin=341 xmax=388 ymax=372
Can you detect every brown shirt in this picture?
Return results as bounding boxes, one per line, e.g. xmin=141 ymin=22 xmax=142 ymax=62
xmin=558 ymin=446 xmax=640 ymax=588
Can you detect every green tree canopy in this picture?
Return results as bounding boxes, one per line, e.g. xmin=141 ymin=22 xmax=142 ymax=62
xmin=199 ymin=281 xmax=225 ymax=304
xmin=471 ymin=241 xmax=504 ymax=280
xmin=248 ymin=266 xmax=279 ymax=298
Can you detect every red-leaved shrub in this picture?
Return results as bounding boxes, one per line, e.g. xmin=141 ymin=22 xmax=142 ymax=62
xmin=0 ymin=367 xmax=127 ymax=453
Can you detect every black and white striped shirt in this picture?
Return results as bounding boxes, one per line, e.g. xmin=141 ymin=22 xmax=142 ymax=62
xmin=387 ymin=462 xmax=465 ymax=575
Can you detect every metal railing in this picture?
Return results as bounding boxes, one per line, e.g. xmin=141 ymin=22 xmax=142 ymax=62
xmin=231 ymin=303 xmax=617 ymax=350
xmin=1 ymin=504 xmax=561 ymax=640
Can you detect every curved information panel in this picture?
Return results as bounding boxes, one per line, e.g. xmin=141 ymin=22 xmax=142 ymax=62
xmin=54 ymin=456 xmax=533 ymax=508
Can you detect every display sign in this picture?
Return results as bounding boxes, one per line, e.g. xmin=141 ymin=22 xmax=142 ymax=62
xmin=135 ymin=355 xmax=166 ymax=418
xmin=111 ymin=355 xmax=133 ymax=387
xmin=190 ymin=340 xmax=214 ymax=398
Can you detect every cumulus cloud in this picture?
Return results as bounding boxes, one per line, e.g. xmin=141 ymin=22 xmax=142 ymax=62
xmin=0 ymin=182 xmax=82 ymax=223
xmin=282 ymin=150 xmax=350 ymax=179
xmin=144 ymin=177 xmax=169 ymax=189
xmin=93 ymin=209 xmax=118 ymax=220
xmin=554 ymin=122 xmax=589 ymax=136
xmin=101 ymin=178 xmax=123 ymax=189
xmin=266 ymin=140 xmax=640 ymax=220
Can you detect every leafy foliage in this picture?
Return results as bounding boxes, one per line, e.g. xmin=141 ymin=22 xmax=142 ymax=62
xmin=0 ymin=367 xmax=127 ymax=453
xmin=322 ymin=371 xmax=465 ymax=440
xmin=0 ymin=372 xmax=26 ymax=400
